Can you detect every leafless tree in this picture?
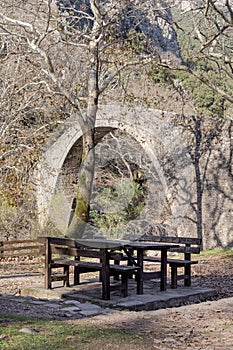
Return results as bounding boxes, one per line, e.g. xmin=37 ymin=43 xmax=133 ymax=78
xmin=0 ymin=0 xmax=182 ymax=237
xmin=167 ymin=0 xmax=233 ymax=109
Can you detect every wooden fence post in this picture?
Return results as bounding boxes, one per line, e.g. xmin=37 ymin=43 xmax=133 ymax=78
xmin=0 ymin=241 xmax=4 ymax=257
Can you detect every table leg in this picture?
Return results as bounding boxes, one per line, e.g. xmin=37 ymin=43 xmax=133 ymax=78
xmin=137 ymin=248 xmax=144 ymax=294
xmin=160 ymin=248 xmax=168 ymax=291
xmin=45 ymin=238 xmax=51 ymax=289
xmin=101 ymin=249 xmax=110 ymax=300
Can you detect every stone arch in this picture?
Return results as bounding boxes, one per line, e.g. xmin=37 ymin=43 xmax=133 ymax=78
xmin=36 ymin=103 xmax=194 ymax=233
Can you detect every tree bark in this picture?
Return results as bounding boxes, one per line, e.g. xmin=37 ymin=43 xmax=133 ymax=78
xmin=193 ymin=116 xmax=203 ymax=246
xmin=66 ymin=3 xmax=100 ymax=238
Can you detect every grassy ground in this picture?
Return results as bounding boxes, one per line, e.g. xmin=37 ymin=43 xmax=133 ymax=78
xmin=0 ymin=315 xmax=143 ymax=350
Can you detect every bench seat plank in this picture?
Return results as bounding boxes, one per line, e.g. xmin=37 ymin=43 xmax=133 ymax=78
xmin=132 ymin=256 xmax=198 ymax=266
xmin=143 ymin=256 xmax=198 ymax=266
xmin=51 ymin=259 xmax=139 ymax=272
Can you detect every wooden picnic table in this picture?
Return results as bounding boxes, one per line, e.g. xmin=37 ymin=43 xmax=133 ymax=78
xmin=38 ymin=237 xmax=179 ymax=300
xmin=75 ymin=238 xmax=179 ymax=297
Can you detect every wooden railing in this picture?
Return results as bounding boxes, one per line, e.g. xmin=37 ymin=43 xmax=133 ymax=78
xmin=0 ymin=239 xmax=43 ymax=259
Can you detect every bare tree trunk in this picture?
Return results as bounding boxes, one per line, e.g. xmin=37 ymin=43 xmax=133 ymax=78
xmin=67 ymin=129 xmax=95 ymax=238
xmin=66 ymin=9 xmax=100 ymax=238
xmin=193 ymin=116 xmax=203 ymax=246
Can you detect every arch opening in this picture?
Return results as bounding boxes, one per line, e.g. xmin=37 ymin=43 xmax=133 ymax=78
xmin=36 ymin=104 xmax=194 ymax=238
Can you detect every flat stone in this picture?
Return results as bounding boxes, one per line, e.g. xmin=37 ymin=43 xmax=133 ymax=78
xmin=7 ymin=296 xmax=32 ymax=303
xmin=79 ymin=310 xmax=103 ymax=317
xmin=30 ymin=300 xmax=48 ymax=305
xmin=63 ymin=300 xmax=81 ymax=306
xmin=44 ymin=303 xmax=61 ymax=309
xmin=62 ymin=306 xmax=81 ymax=313
xmin=117 ymin=299 xmax=145 ymax=308
xmin=77 ymin=302 xmax=102 ymax=312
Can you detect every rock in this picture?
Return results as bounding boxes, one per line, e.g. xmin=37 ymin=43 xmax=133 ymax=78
xmin=19 ymin=328 xmax=39 ymax=335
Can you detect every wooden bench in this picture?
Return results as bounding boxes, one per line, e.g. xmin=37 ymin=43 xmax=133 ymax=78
xmin=136 ymin=236 xmax=202 ymax=289
xmin=38 ymin=236 xmax=139 ymax=298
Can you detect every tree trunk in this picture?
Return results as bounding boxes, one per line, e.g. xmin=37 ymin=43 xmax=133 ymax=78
xmin=66 ymin=130 xmax=95 ymax=238
xmin=193 ymin=117 xmax=203 ymax=247
xmin=66 ymin=38 xmax=99 ymax=238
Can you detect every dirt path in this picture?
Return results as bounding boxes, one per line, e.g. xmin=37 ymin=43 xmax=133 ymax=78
xmin=76 ymin=297 xmax=233 ymax=349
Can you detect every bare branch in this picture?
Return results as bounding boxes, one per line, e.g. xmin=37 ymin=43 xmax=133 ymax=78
xmin=99 ymin=57 xmax=152 ymax=94
xmin=207 ymin=0 xmax=233 ymax=25
xmin=200 ymin=24 xmax=230 ymax=53
xmin=165 ymin=63 xmax=233 ymax=105
xmin=0 ymin=12 xmax=35 ymax=33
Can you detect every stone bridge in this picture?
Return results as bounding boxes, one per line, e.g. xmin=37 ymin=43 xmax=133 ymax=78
xmin=36 ymin=103 xmax=194 ymax=237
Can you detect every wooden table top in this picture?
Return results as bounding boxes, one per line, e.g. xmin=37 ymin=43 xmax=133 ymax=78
xmin=75 ymin=238 xmax=179 ymax=250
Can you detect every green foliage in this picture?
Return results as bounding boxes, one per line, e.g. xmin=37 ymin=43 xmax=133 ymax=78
xmin=172 ymin=7 xmax=202 ymax=59
xmin=146 ymin=61 xmax=225 ymax=117
xmin=178 ymin=66 xmax=225 ymax=117
xmin=171 ymin=7 xmax=232 ymax=118
xmin=90 ymin=180 xmax=144 ymax=236
xmin=146 ymin=65 xmax=175 ymax=86
xmin=0 ymin=189 xmax=39 ymax=240
xmin=0 ymin=190 xmax=17 ymax=240
xmin=125 ymin=29 xmax=147 ymax=54
xmin=0 ymin=189 xmax=15 ymax=208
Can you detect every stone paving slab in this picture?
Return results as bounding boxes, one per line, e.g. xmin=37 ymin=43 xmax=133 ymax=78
xmin=0 ymin=294 xmax=112 ymax=319
xmin=21 ymin=279 xmax=217 ymax=312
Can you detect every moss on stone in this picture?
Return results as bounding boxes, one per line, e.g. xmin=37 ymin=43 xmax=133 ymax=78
xmin=75 ymin=195 xmax=89 ymax=222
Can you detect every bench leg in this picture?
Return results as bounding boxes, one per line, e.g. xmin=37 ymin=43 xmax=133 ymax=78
xmin=45 ymin=266 xmax=51 ymax=289
xmin=63 ymin=266 xmax=70 ymax=287
xmin=113 ymin=260 xmax=120 ymax=281
xmin=74 ymin=266 xmax=80 ymax=285
xmin=170 ymin=264 xmax=192 ymax=288
xmin=184 ymin=265 xmax=191 ymax=286
xmin=121 ymin=273 xmax=128 ymax=297
xmin=127 ymin=248 xmax=134 ymax=279
xmin=170 ymin=265 xmax=178 ymax=289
